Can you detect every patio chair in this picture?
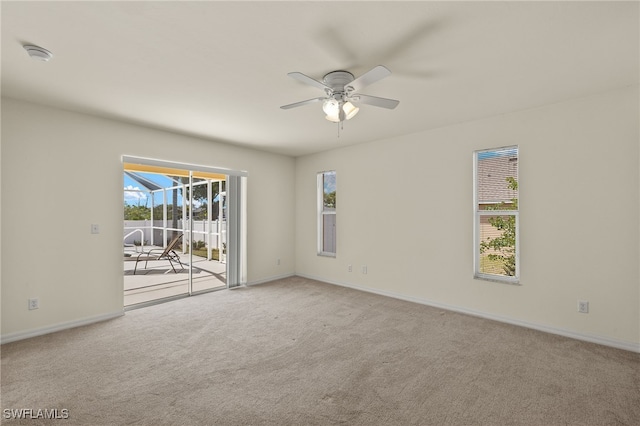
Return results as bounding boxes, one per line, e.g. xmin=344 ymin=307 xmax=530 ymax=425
xmin=133 ymin=233 xmax=185 ymax=275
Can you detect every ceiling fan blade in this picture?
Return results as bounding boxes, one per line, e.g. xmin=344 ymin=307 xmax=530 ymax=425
xmin=280 ymin=97 xmax=325 ymax=110
xmin=352 ymin=94 xmax=399 ymax=109
xmin=347 ymin=65 xmax=392 ymax=92
xmin=287 ymin=72 xmax=330 ymax=91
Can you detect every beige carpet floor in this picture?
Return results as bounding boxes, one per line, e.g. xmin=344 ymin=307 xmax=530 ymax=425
xmin=1 ymin=276 xmax=639 ymax=425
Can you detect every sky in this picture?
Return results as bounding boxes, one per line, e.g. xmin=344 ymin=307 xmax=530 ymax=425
xmin=323 ymin=171 xmax=336 ymax=195
xmin=477 ymin=147 xmax=518 ymax=160
xmin=124 ymin=172 xmax=224 ymax=209
xmin=124 ymin=173 xmax=183 ymax=207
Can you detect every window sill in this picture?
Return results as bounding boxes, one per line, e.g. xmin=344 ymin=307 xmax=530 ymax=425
xmin=317 ymin=252 xmax=336 ymax=258
xmin=474 ymin=273 xmax=520 ymax=285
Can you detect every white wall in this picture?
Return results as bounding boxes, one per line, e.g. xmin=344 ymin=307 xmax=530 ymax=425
xmin=295 ymin=86 xmax=640 ymax=350
xmin=3 ymin=87 xmax=638 ymax=350
xmin=1 ymin=98 xmax=295 ymax=339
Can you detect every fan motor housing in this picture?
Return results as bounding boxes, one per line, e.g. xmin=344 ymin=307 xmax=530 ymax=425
xmin=323 ymin=71 xmax=355 ymax=93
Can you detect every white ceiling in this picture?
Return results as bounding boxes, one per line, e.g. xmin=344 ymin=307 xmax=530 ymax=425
xmin=2 ymin=1 xmax=638 ymax=157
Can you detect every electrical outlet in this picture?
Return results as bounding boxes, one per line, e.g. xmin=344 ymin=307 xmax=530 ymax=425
xmin=348 ymin=264 xmax=352 ymax=272
xmin=578 ymin=300 xmax=589 ymax=313
xmin=277 ymin=258 xmax=281 ymax=266
xmin=362 ymin=265 xmax=367 ymax=274
xmin=28 ymin=298 xmax=39 ymax=310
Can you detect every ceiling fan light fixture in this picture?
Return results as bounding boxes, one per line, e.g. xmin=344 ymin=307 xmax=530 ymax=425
xmin=325 ymin=101 xmax=359 ymax=122
xmin=322 ymin=98 xmax=339 ymax=116
xmin=325 ymin=114 xmax=340 ymax=123
xmin=323 ymin=98 xmax=342 ymax=122
xmin=343 ymin=101 xmax=359 ymax=120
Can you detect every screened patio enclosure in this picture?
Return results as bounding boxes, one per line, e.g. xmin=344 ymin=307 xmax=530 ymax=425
xmin=123 ymin=162 xmax=228 ymax=307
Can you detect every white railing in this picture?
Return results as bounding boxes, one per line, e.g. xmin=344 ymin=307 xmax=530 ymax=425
xmin=123 ymin=229 xmax=145 ymax=253
xmin=123 ymin=220 xmax=226 ymax=262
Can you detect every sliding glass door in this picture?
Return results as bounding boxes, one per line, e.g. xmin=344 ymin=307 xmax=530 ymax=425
xmin=122 ymin=157 xmax=246 ymax=308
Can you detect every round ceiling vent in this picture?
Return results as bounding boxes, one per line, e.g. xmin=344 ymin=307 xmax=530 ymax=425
xmin=23 ymin=45 xmax=53 ymax=61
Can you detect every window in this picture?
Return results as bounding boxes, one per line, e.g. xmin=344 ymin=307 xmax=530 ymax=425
xmin=474 ymin=147 xmax=519 ymax=283
xmin=318 ymin=171 xmax=336 ymax=256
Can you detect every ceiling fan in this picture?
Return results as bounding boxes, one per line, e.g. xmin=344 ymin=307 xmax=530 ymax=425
xmin=280 ymin=65 xmax=399 ymax=124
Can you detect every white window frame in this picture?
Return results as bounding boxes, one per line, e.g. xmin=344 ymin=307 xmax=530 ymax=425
xmin=473 ymin=146 xmax=520 ymax=284
xmin=317 ymin=171 xmax=336 ymax=257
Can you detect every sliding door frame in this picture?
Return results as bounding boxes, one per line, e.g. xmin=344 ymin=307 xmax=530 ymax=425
xmin=122 ymin=156 xmax=248 ymax=293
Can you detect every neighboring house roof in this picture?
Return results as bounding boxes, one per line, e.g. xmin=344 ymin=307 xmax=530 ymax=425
xmin=477 ymin=156 xmax=518 ymax=204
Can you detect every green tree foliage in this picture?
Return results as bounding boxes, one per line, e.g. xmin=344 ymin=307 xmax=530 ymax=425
xmin=180 ymin=178 xmax=219 ymax=202
xmin=324 ymin=191 xmax=336 ymax=209
xmin=480 ymin=177 xmax=517 ymax=276
xmin=180 ymin=180 xmax=222 ymax=220
xmin=152 ymin=204 xmax=182 ymax=219
xmin=126 ymin=179 xmax=224 ymax=222
xmin=124 ymin=205 xmax=151 ymax=220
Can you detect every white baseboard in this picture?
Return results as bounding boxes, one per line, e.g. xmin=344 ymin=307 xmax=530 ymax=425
xmin=297 ymin=273 xmax=640 ymax=354
xmin=246 ymin=273 xmax=295 ymax=287
xmin=1 ymin=310 xmax=124 ymax=345
xmin=2 ymin=275 xmax=294 ymax=342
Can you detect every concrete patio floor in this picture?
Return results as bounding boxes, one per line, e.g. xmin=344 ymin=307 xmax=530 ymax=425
xmin=124 ymin=246 xmax=226 ymax=307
